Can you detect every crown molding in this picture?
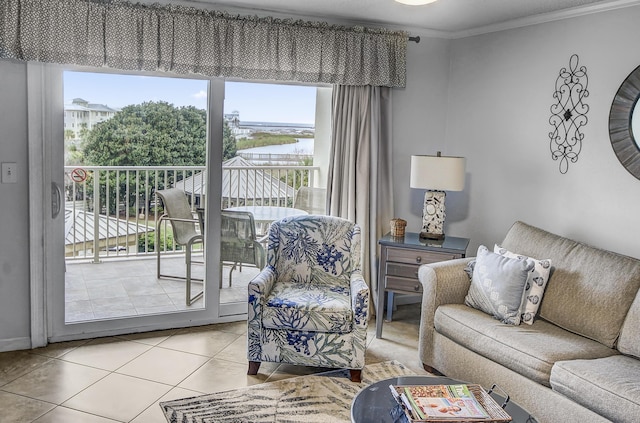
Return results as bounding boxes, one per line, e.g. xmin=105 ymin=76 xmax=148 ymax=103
xmin=448 ymin=0 xmax=640 ymax=39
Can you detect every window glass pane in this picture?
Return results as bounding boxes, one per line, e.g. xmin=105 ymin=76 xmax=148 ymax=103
xmin=219 ymin=81 xmax=328 ymax=304
xmin=63 ymin=71 xmax=208 ymax=322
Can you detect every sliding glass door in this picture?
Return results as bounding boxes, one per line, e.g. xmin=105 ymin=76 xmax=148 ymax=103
xmin=34 ymin=64 xmax=242 ymax=342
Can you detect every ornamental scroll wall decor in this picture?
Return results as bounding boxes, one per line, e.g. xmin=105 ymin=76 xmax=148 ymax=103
xmin=548 ymin=54 xmax=589 ymax=174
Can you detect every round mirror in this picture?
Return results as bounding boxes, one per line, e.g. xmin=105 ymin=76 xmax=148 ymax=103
xmin=609 ymin=65 xmax=640 ymax=180
xmin=632 ymin=101 xmax=640 ymax=150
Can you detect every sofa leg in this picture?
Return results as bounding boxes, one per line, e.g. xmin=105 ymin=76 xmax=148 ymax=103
xmin=422 ymin=363 xmax=443 ymax=376
xmin=349 ymin=369 xmax=362 ymax=383
xmin=248 ymin=361 xmax=261 ymax=375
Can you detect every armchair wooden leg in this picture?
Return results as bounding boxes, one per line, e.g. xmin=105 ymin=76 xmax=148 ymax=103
xmin=248 ymin=361 xmax=261 ymax=375
xmin=349 ymin=369 xmax=362 ymax=383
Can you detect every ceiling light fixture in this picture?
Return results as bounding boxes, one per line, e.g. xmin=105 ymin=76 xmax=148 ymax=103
xmin=395 ymin=0 xmax=438 ymax=5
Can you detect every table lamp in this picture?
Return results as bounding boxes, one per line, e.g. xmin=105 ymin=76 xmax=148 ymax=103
xmin=410 ymin=152 xmax=466 ymax=240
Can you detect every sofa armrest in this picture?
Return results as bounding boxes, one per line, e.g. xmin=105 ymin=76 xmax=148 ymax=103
xmin=418 ymin=257 xmax=474 ymax=369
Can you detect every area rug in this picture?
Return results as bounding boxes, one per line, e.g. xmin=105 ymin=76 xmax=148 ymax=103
xmin=160 ymin=360 xmax=420 ymax=423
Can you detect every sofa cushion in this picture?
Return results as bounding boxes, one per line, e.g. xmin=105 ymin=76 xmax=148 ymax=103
xmin=501 ymin=221 xmax=640 ymax=348
xmin=264 ymin=282 xmax=353 ymax=333
xmin=619 ymin=291 xmax=640 ymax=359
xmin=434 ymin=304 xmax=618 ymax=386
xmin=551 ymin=356 xmax=640 ymax=423
xmin=465 ymin=245 xmax=533 ymax=325
xmin=494 ymin=244 xmax=552 ymax=325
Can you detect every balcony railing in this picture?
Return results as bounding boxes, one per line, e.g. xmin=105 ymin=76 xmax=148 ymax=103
xmin=63 ymin=164 xmax=320 ymax=262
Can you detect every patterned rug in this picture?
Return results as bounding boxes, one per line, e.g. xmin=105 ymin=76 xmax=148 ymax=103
xmin=160 ymin=360 xmax=420 ymax=422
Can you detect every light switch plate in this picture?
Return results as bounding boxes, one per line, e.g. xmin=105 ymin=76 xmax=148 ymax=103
xmin=2 ymin=162 xmax=17 ymax=183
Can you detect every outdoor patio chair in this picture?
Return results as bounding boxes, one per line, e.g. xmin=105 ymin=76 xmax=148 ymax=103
xmin=220 ymin=210 xmax=267 ymax=288
xmin=156 ymin=188 xmax=203 ymax=306
xmin=247 ymin=215 xmax=369 ymax=382
xmin=293 ymin=187 xmax=327 ymax=215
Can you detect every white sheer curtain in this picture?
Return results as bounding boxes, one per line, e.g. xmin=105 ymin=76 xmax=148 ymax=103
xmin=327 ymin=85 xmax=394 ymax=315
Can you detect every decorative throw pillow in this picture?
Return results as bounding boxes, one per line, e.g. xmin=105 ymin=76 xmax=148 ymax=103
xmin=463 ymin=259 xmax=475 ymax=280
xmin=465 ymin=245 xmax=534 ymax=325
xmin=494 ymin=244 xmax=552 ymax=325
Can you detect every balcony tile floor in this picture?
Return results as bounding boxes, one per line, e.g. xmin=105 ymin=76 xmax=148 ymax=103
xmin=0 ymin=304 xmax=425 ymax=422
xmin=65 ymin=256 xmax=258 ymax=323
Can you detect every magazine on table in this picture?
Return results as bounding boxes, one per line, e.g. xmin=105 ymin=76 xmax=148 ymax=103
xmin=389 ymin=384 xmax=490 ymax=421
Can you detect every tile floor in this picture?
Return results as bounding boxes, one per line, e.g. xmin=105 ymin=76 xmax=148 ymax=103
xmin=0 ymin=304 xmax=426 ymax=423
xmin=66 ymin=256 xmax=257 ymax=322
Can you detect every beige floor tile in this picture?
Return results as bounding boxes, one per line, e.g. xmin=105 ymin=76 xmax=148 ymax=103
xmin=0 ymin=390 xmax=55 ymax=423
xmin=59 ymin=337 xmax=152 ymax=371
xmin=2 ymin=359 xmax=109 ymax=404
xmin=116 ymin=347 xmax=209 ymax=385
xmin=3 ymin=275 xmax=426 ymax=422
xmin=33 ymin=406 xmax=120 ymax=423
xmin=213 ymin=334 xmax=248 ymax=364
xmin=0 ymin=351 xmax=51 ymax=386
xmin=178 ymin=357 xmax=267 ymax=393
xmin=186 ymin=320 xmax=247 ymax=335
xmin=30 ymin=339 xmax=90 ymax=359
xmin=62 ymin=373 xmax=171 ymax=422
xmin=157 ymin=329 xmax=240 ymax=357
xmin=115 ymin=328 xmax=179 ymax=346
xmin=132 ymin=387 xmax=204 ymax=423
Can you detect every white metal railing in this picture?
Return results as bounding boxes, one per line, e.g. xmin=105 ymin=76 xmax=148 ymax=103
xmin=63 ymin=164 xmax=320 ymax=262
xmin=237 ymin=152 xmax=313 ymax=164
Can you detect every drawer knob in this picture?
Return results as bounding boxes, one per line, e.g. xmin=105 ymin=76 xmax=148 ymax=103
xmin=415 ymin=256 xmax=422 ymax=263
xmin=414 ymin=284 xmax=421 ymax=291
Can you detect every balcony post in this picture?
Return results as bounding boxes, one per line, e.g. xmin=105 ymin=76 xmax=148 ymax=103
xmin=92 ymin=170 xmax=101 ymax=264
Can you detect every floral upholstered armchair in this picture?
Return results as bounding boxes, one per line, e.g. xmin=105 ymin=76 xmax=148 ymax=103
xmin=247 ymin=215 xmax=369 ymax=382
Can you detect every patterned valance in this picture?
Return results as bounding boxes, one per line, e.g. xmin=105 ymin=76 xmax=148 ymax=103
xmin=0 ymin=0 xmax=408 ymax=87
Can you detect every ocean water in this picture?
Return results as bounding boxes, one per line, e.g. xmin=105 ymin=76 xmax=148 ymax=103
xmin=238 ymin=138 xmax=314 ymax=155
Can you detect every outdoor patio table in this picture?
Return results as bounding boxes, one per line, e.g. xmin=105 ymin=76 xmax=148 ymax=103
xmin=224 ymin=205 xmax=308 ymax=235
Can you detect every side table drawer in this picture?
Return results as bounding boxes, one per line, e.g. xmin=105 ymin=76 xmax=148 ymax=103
xmin=385 ymin=276 xmax=422 ymax=293
xmin=386 ymin=247 xmax=461 ymax=265
xmin=386 ymin=262 xmax=420 ymax=279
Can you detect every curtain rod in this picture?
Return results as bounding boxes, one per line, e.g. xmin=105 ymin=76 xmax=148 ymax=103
xmin=409 ymin=36 xmax=420 ymax=43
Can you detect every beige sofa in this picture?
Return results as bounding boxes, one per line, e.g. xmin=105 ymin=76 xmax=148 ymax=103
xmin=417 ymin=221 xmax=640 ymax=423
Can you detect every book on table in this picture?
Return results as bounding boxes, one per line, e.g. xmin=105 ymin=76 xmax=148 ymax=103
xmin=390 ymin=384 xmax=491 ymax=421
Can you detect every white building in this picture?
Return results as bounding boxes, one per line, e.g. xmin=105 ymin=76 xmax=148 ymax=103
xmin=64 ymin=98 xmax=118 ymax=140
xmin=223 ymin=109 xmax=252 ymax=138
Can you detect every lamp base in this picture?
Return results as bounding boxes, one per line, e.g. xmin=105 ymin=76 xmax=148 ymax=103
xmin=419 ymin=231 xmax=445 ymax=241
xmin=420 ymin=190 xmax=446 ymax=239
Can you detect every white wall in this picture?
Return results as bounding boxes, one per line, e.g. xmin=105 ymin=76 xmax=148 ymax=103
xmin=392 ymin=36 xmax=452 ymax=229
xmin=395 ymin=6 xmax=640 ymax=260
xmin=0 ymin=59 xmax=32 ymax=349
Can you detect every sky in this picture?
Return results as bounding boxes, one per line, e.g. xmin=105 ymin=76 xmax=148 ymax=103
xmin=63 ymin=71 xmax=317 ymax=124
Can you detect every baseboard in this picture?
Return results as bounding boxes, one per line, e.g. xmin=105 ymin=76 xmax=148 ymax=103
xmin=0 ymin=337 xmax=31 ymax=352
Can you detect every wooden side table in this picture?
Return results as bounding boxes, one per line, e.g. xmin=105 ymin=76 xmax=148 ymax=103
xmin=376 ymin=232 xmax=469 ymax=338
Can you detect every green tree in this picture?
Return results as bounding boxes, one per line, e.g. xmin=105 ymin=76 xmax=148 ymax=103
xmin=81 ymin=101 xmax=237 ymax=215
xmin=83 ymin=101 xmax=237 ymax=164
xmin=83 ymin=101 xmax=207 ymax=166
xmin=223 ymin=120 xmax=237 ymax=160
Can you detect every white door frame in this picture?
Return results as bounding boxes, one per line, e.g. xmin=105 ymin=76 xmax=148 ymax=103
xmin=29 ymin=65 xmax=246 ymax=346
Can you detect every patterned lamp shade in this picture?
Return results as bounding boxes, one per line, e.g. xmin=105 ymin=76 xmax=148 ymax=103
xmin=410 ymin=153 xmax=466 ymax=240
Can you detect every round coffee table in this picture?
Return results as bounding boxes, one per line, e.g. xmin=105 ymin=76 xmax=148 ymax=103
xmin=351 ymin=375 xmax=537 ymax=423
